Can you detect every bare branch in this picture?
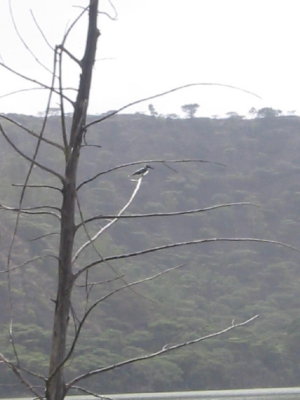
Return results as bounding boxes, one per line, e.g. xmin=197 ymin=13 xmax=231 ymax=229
xmin=0 ymin=114 xmax=65 ymax=152
xmin=75 ymin=191 xmax=124 ymax=305
xmin=0 ymin=87 xmax=48 ymax=99
xmin=0 ymin=61 xmax=74 ymax=106
xmin=62 ymin=6 xmax=89 ymax=48
xmin=76 ymin=202 xmax=257 ymax=228
xmin=0 ymin=123 xmax=64 ymax=182
xmin=75 ymin=274 xmax=124 ymax=288
xmin=12 ymin=183 xmax=62 ymax=192
xmin=67 ymin=314 xmax=259 ymax=387
xmin=1 ymin=204 xmax=60 ymax=212
xmin=98 ymin=10 xmax=117 ymax=21
xmin=81 ymin=143 xmax=102 ymax=149
xmin=1 ymin=353 xmax=46 ymax=382
xmin=56 ymin=46 xmax=69 ymax=153
xmin=28 ymin=231 xmax=59 ymax=242
xmin=0 ymin=255 xmax=51 ymax=273
xmin=0 ymin=353 xmax=43 ymax=399
xmin=73 ymin=177 xmax=142 ymax=262
xmin=162 ymin=162 xmax=178 ymax=173
xmin=8 ymin=0 xmax=53 ymax=74
xmin=98 ymin=11 xmax=116 ymax=20
xmin=77 ymin=158 xmax=224 ymax=190
xmin=75 ymin=0 xmax=118 ymax=21
xmin=30 ymin=9 xmax=54 ymax=50
xmin=0 ymin=203 xmax=61 ymax=220
xmin=104 ymin=0 xmax=118 ymax=20
xmin=78 ymin=237 xmax=300 ymax=276
xmin=71 ymin=385 xmax=112 ymax=399
xmin=85 ymin=82 xmax=261 ymax=129
xmin=81 ymin=264 xmax=185 ymax=301
xmin=57 ymin=45 xmax=81 ymax=66
xmin=53 ymin=264 xmax=186 ymax=378
xmin=0 ymin=86 xmax=77 ymax=100
xmin=75 ymin=182 xmax=157 ymax=308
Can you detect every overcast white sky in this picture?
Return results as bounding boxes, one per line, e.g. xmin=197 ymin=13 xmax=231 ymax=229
xmin=0 ymin=0 xmax=300 ymax=117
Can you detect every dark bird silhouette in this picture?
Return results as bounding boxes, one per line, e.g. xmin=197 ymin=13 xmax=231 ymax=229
xmin=131 ymin=164 xmax=154 ymax=178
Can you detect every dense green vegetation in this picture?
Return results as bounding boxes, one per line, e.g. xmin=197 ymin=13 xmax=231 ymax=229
xmin=1 ymin=112 xmax=300 ymax=396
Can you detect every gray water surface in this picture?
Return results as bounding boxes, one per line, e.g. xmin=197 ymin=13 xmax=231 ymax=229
xmin=6 ymin=388 xmax=300 ymax=400
xmin=67 ymin=387 xmax=300 ymax=400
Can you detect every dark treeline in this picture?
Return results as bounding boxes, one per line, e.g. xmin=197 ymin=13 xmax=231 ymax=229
xmin=1 ymin=112 xmax=300 ymax=396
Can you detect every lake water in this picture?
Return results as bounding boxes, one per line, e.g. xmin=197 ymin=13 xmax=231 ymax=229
xmin=6 ymin=388 xmax=300 ymax=400
xmin=69 ymin=388 xmax=300 ymax=400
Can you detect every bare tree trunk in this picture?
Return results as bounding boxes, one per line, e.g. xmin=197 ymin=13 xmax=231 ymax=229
xmin=46 ymin=2 xmax=99 ymax=399
xmin=46 ymin=178 xmax=76 ymax=400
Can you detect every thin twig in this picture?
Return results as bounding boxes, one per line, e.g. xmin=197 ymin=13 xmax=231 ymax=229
xmin=8 ymin=0 xmax=52 ymax=74
xmin=0 ymin=86 xmax=77 ymax=100
xmin=0 ymin=353 xmax=43 ymax=399
xmin=77 ymin=158 xmax=224 ymax=190
xmin=12 ymin=183 xmax=62 ymax=192
xmin=85 ymin=82 xmax=261 ymax=129
xmin=75 ymin=274 xmax=124 ymax=288
xmin=0 ymin=203 xmax=60 ymax=211
xmin=104 ymin=0 xmax=118 ymax=20
xmin=98 ymin=11 xmax=117 ymax=21
xmin=0 ymin=203 xmax=61 ymax=220
xmin=0 ymin=87 xmax=49 ymax=99
xmin=30 ymin=9 xmax=54 ymax=50
xmin=28 ymin=232 xmax=59 ymax=242
xmin=51 ymin=264 xmax=186 ymax=380
xmin=72 ymin=385 xmax=112 ymax=399
xmin=63 ymin=6 xmax=89 ymax=46
xmin=0 ymin=123 xmax=64 ymax=182
xmin=56 ymin=45 xmax=69 ymax=153
xmin=0 ymin=61 xmax=74 ymax=105
xmin=78 ymin=237 xmax=300 ymax=277
xmin=0 ymin=114 xmax=65 ymax=151
xmin=76 ymin=202 xmax=257 ymax=228
xmin=81 ymin=143 xmax=102 ymax=149
xmin=67 ymin=314 xmax=259 ymax=387
xmin=0 ymin=256 xmax=50 ymax=273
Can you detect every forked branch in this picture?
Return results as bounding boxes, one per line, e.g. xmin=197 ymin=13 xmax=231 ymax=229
xmin=73 ymin=177 xmax=142 ymax=262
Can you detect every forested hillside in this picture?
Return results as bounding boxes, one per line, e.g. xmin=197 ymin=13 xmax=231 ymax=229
xmin=1 ymin=112 xmax=300 ymax=396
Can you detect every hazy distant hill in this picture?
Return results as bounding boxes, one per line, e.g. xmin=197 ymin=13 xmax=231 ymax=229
xmin=1 ymin=113 xmax=300 ymax=395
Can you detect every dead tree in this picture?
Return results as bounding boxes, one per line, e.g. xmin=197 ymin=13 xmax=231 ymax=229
xmin=0 ymin=2 xmax=297 ymax=399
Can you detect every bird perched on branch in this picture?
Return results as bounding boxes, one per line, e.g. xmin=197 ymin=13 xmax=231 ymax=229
xmin=130 ymin=164 xmax=154 ymax=179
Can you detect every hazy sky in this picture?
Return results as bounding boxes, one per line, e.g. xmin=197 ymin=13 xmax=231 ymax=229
xmin=0 ymin=0 xmax=300 ymax=117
